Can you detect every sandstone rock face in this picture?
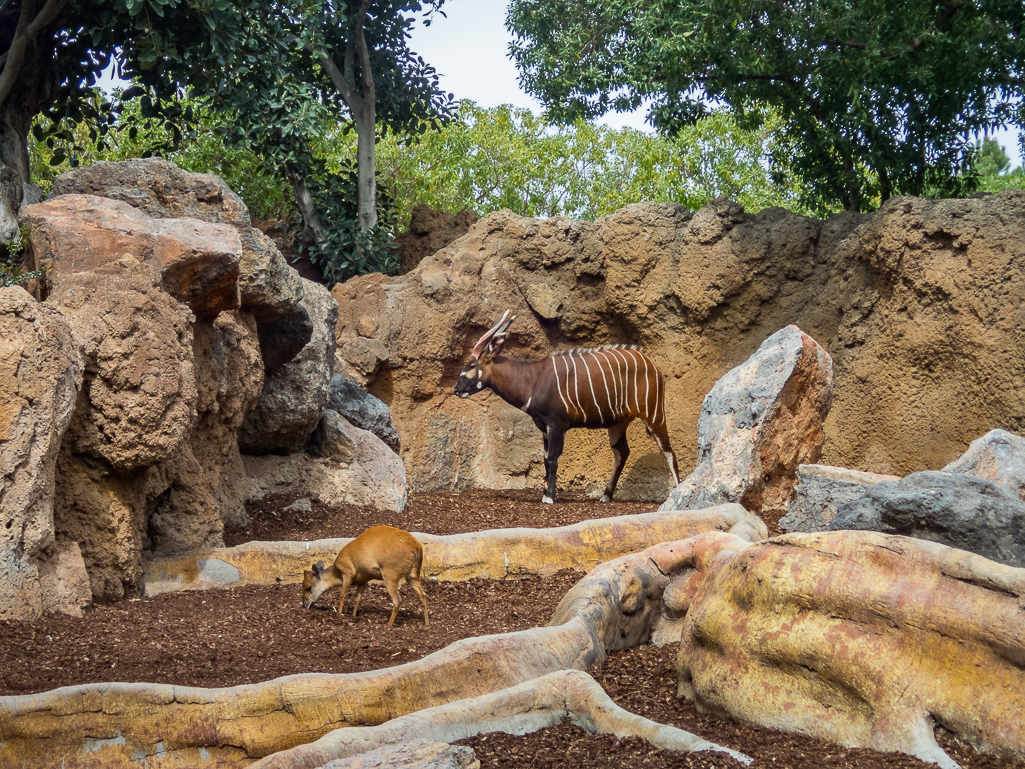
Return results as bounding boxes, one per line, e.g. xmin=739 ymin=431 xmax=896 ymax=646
xmin=828 ymin=470 xmax=1025 ymax=568
xmin=53 ymin=158 xmax=305 ymax=323
xmin=943 ymin=428 xmax=1025 ymax=501
xmin=20 ymin=193 xmax=242 ymax=318
xmin=50 ymin=272 xmax=198 ymax=470
xmin=239 ymin=279 xmax=336 ymax=454
xmin=660 ymin=325 xmax=832 ymax=518
xmin=333 ymin=192 xmax=1025 ymax=497
xmin=674 ymin=530 xmax=1025 ymax=767
xmin=0 ymin=287 xmax=82 ymax=620
xmin=328 ymin=375 xmax=401 ymax=453
xmin=394 ymin=205 xmax=480 ymax=275
xmin=779 ymin=464 xmax=899 ymax=533
xmin=4 ymin=160 xmax=312 ymax=604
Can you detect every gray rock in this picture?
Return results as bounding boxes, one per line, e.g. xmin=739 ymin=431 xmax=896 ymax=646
xmin=239 ymin=279 xmax=337 ymax=454
xmin=328 ymin=375 xmax=401 ymax=453
xmin=943 ymin=428 xmax=1025 ymax=502
xmin=660 ymin=325 xmax=832 ymax=520
xmin=780 ymin=464 xmax=899 ymax=533
xmin=829 ymin=470 xmax=1025 ymax=567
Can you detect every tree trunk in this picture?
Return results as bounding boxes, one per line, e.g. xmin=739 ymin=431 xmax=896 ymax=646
xmin=353 ymin=98 xmax=377 ymax=232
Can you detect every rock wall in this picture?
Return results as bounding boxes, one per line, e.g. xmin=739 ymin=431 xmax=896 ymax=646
xmin=332 ymin=193 xmax=1025 ymax=500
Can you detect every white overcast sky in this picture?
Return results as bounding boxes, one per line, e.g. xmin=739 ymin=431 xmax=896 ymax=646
xmin=409 ymin=0 xmax=1024 ymax=167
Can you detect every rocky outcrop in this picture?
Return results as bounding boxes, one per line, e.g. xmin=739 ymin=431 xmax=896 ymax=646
xmin=674 ymin=530 xmax=1025 ymax=768
xmin=333 ymin=192 xmax=1025 ymax=498
xmin=242 ymin=410 xmax=407 ymax=513
xmin=827 ymin=470 xmax=1025 ymax=567
xmin=0 ymin=287 xmax=82 ymax=619
xmin=779 ymin=464 xmax=899 ymax=533
xmin=239 ymin=279 xmax=336 ymax=454
xmin=4 ymin=159 xmax=321 ymax=608
xmin=394 ymin=205 xmax=480 ymax=275
xmin=943 ymin=428 xmax=1025 ymax=501
xmin=659 ymin=325 xmax=832 ymax=518
xmin=328 ymin=374 xmax=401 ymax=453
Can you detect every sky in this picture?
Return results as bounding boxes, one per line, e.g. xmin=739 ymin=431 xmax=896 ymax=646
xmin=408 ymin=0 xmax=1025 ymax=168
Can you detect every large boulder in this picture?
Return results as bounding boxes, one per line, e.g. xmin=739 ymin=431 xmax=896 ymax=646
xmin=243 ymin=410 xmax=408 ymax=512
xmin=332 ymin=192 xmax=1025 ymax=497
xmin=674 ymin=530 xmax=1025 ymax=768
xmin=52 ymin=158 xmax=305 ymax=323
xmin=827 ymin=470 xmax=1025 ymax=568
xmin=327 ymin=374 xmax=400 ymax=453
xmin=660 ymin=325 xmax=833 ymax=519
xmin=779 ymin=464 xmax=899 ymax=533
xmin=0 ymin=287 xmax=83 ymax=619
xmin=20 ymin=193 xmax=242 ymax=319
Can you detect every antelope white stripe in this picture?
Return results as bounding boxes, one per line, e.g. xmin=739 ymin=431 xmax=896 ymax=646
xmin=552 ymin=357 xmax=571 ymax=415
xmin=594 ymin=350 xmax=616 ymax=422
xmin=579 ymin=353 xmax=605 ymax=423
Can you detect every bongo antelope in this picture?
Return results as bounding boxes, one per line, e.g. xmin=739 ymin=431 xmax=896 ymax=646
xmin=454 ymin=310 xmax=680 ymax=504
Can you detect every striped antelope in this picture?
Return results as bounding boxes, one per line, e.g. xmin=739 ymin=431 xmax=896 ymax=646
xmin=454 ymin=311 xmax=680 ymax=504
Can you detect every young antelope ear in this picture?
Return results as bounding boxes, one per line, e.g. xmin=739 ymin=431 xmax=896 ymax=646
xmin=313 ymin=561 xmax=325 ymax=575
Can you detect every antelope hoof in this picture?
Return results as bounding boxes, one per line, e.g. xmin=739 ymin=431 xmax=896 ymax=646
xmin=542 ymin=495 xmax=554 ymax=504
xmin=599 ymin=494 xmax=612 ymax=503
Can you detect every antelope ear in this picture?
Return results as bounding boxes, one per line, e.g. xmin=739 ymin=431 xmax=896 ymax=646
xmin=313 ymin=560 xmax=325 ymax=575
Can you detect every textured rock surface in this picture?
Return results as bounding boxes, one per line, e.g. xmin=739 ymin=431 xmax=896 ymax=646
xmin=828 ymin=470 xmax=1025 ymax=567
xmin=239 ymin=279 xmax=336 ymax=454
xmin=779 ymin=464 xmax=899 ymax=533
xmin=0 ymin=287 xmax=82 ymax=620
xmin=675 ymin=530 xmax=1025 ymax=768
xmin=20 ymin=193 xmax=242 ymax=318
xmin=394 ymin=205 xmax=480 ymax=275
xmin=660 ymin=325 xmax=832 ymax=518
xmin=52 ymin=158 xmax=305 ymax=323
xmin=333 ymin=193 xmax=1025 ymax=497
xmin=943 ymin=428 xmax=1025 ymax=501
xmin=327 ymin=374 xmax=401 ymax=453
xmin=242 ymin=411 xmax=407 ymax=513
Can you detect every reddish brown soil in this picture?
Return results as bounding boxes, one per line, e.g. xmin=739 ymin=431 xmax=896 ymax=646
xmin=1 ymin=489 xmax=1020 ymax=769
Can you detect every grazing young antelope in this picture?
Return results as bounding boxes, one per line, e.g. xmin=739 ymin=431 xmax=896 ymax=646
xmin=454 ymin=310 xmax=680 ymax=504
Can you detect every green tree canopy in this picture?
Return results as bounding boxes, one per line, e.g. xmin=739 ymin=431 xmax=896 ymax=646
xmin=1 ymin=0 xmax=455 ymax=278
xmin=507 ymin=0 xmax=1025 ymax=214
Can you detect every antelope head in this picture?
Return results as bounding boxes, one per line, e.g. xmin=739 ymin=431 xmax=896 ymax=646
xmin=454 ymin=310 xmax=516 ymax=398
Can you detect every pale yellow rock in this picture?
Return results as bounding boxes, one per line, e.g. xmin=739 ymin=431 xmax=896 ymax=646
xmin=676 ymin=530 xmax=1025 ymax=768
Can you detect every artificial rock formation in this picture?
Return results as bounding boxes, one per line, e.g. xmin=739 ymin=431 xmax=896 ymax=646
xmin=673 ymin=530 xmax=1025 ymax=768
xmin=333 ymin=192 xmax=1025 ymax=498
xmin=943 ymin=428 xmax=1025 ymax=501
xmin=1 ymin=516 xmax=763 ymax=768
xmin=0 ymin=287 xmax=83 ymax=619
xmin=4 ymin=159 xmax=316 ymax=608
xmin=779 ymin=464 xmax=899 ymax=533
xmin=827 ymin=470 xmax=1025 ymax=567
xmin=659 ymin=325 xmax=832 ymax=518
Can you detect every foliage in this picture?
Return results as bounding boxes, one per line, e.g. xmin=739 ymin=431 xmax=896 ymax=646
xmin=4 ymin=0 xmax=455 ymax=283
xmin=362 ymin=101 xmax=807 ymax=223
xmin=507 ymin=0 xmax=1025 ymax=214
xmin=0 ymin=226 xmax=46 ymax=289
xmin=973 ymin=137 xmax=1025 ymax=194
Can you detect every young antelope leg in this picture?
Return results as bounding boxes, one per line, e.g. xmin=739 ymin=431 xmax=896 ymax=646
xmin=337 ymin=573 xmax=354 ymax=615
xmin=409 ymin=575 xmax=430 ymax=626
xmin=350 ymin=582 xmax=369 ymax=617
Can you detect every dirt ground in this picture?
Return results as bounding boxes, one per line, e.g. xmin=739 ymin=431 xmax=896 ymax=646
xmin=2 ymin=489 xmax=1022 ymax=769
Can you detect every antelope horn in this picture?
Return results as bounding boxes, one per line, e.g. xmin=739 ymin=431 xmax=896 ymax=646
xmin=470 ymin=310 xmax=516 ymax=358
